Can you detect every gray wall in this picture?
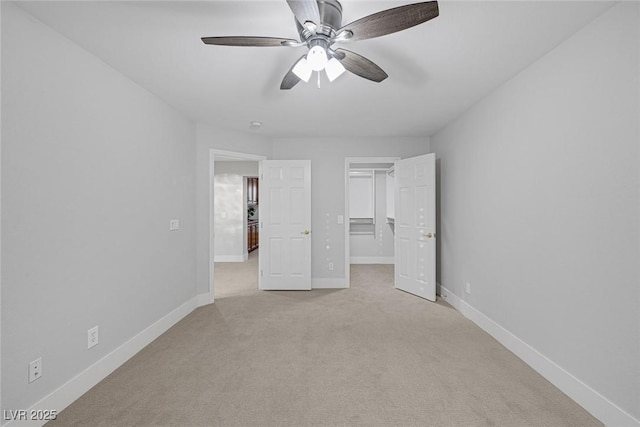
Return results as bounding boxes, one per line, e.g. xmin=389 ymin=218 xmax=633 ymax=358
xmin=195 ymin=124 xmax=272 ymax=296
xmin=2 ymin=2 xmax=197 ymax=412
xmin=272 ymin=137 xmax=429 ymax=283
xmin=431 ymin=3 xmax=639 ymax=420
xmin=213 ymin=161 xmax=259 ymax=261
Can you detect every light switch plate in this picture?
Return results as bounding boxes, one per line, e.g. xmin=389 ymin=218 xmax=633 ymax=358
xmin=169 ymin=219 xmax=180 ymax=231
xmin=337 ymin=215 xmax=344 ymax=224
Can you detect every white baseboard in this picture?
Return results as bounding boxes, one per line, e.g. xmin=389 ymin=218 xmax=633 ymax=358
xmin=196 ymin=292 xmax=214 ymax=307
xmin=439 ymin=285 xmax=640 ymax=427
xmin=312 ymin=278 xmax=348 ymax=289
xmin=349 ymin=256 xmax=394 ymax=264
xmin=3 ymin=296 xmax=199 ymax=427
xmin=213 ymin=254 xmax=247 ymax=262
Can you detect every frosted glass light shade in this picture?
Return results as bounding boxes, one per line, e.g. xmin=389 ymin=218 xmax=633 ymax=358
xmin=307 ymin=46 xmax=328 ymax=71
xmin=325 ymin=58 xmax=346 ymax=82
xmin=292 ymin=57 xmax=312 ymax=82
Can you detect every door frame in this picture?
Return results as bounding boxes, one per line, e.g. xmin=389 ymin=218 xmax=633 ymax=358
xmin=208 ymin=149 xmax=267 ymax=303
xmin=344 ymin=157 xmax=400 ymax=288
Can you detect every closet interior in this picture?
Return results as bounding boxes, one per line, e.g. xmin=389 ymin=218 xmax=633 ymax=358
xmin=348 ymin=162 xmax=395 ymax=265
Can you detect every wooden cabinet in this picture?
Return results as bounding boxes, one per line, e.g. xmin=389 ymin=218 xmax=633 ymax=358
xmin=248 ymin=221 xmax=259 ymax=252
xmin=247 ymin=176 xmax=259 ymax=252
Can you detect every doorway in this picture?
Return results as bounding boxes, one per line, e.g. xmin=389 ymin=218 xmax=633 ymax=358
xmin=344 ymin=154 xmax=437 ymax=301
xmin=344 ymin=157 xmax=400 ymax=288
xmin=209 ymin=149 xmax=266 ymax=301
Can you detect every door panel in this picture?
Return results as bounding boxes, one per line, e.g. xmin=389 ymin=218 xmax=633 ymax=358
xmin=398 ymin=237 xmax=410 ymax=278
xmin=269 ymin=188 xmax=283 ymax=224
xmin=416 ymin=185 xmax=428 ymax=227
xmin=394 ymin=153 xmax=436 ymax=301
xmin=290 ymin=188 xmax=305 ymax=224
xmin=260 ymin=160 xmax=312 ymax=290
xmin=290 ymin=238 xmax=305 ymax=276
xmin=269 ymin=238 xmax=283 ymax=275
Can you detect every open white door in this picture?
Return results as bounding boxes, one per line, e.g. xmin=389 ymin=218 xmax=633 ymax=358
xmin=259 ymin=160 xmax=312 ymax=290
xmin=394 ymin=153 xmax=436 ymax=301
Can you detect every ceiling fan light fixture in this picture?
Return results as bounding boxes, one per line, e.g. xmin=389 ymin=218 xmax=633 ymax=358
xmin=325 ymin=57 xmax=345 ymax=82
xmin=306 ymin=45 xmax=328 ymax=72
xmin=292 ymin=57 xmax=312 ymax=82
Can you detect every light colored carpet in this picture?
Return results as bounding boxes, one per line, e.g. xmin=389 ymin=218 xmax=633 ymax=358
xmin=47 ymin=264 xmax=601 ymax=426
xmin=214 ymin=249 xmax=259 ymax=299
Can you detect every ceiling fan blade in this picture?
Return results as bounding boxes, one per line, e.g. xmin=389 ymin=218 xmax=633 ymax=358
xmin=338 ymin=1 xmax=439 ymax=42
xmin=201 ymin=36 xmax=299 ymax=47
xmin=280 ymin=56 xmax=305 ymax=90
xmin=334 ymin=49 xmax=388 ymax=83
xmin=286 ymin=0 xmax=320 ymax=26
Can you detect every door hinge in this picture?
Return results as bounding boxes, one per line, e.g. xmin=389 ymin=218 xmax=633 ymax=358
xmin=261 ymin=222 xmax=263 ymax=228
xmin=260 ymin=270 xmax=263 ymax=277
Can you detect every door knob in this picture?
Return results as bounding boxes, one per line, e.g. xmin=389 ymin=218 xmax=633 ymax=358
xmin=302 ymin=230 xmax=310 ymax=235
xmin=424 ymin=232 xmax=433 ymax=238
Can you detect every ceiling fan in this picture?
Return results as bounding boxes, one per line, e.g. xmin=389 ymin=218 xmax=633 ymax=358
xmin=201 ymin=0 xmax=439 ymax=90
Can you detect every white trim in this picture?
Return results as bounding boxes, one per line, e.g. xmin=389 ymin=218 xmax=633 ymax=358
xmin=344 ymin=159 xmax=350 ymax=288
xmin=208 ymin=150 xmax=216 ymax=305
xmin=213 ymin=254 xmax=248 ymax=263
xmin=3 ymin=297 xmax=199 ymax=427
xmin=349 ymin=256 xmax=394 ymax=264
xmin=210 ymin=149 xmax=266 ymax=162
xmin=438 ymin=284 xmax=463 ymax=311
xmin=196 ymin=292 xmax=214 ymax=307
xmin=311 ymin=278 xmax=348 ymax=289
xmin=439 ymin=285 xmax=640 ymax=427
xmin=209 ymin=149 xmax=266 ymax=302
xmin=344 ymin=157 xmax=401 ymax=290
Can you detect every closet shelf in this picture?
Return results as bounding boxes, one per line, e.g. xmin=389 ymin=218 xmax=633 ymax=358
xmin=349 ymin=218 xmax=375 ymax=224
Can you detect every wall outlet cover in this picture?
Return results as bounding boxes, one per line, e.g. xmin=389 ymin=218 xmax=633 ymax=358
xmin=29 ymin=357 xmax=42 ymax=383
xmin=88 ymin=326 xmax=99 ymax=349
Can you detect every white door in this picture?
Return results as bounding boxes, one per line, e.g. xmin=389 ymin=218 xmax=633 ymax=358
xmin=259 ymin=160 xmax=312 ymax=290
xmin=394 ymin=153 xmax=436 ymax=301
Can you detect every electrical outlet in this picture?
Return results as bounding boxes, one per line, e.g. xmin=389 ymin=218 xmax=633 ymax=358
xmin=169 ymin=219 xmax=180 ymax=231
xmin=88 ymin=326 xmax=99 ymax=349
xmin=328 ymin=262 xmax=334 ymax=271
xmin=29 ymin=357 xmax=42 ymax=383
xmin=465 ymin=282 xmax=471 ymax=294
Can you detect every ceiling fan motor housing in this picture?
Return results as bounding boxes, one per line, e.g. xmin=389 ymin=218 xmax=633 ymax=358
xmin=297 ymin=0 xmax=343 ymax=39
xmin=318 ymin=0 xmax=343 ymax=31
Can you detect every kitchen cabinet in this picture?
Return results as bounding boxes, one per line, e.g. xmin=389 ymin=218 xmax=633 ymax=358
xmin=248 ymin=221 xmax=259 ymax=252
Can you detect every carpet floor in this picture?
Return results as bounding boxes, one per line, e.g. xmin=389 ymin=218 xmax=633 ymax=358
xmin=213 ymin=249 xmax=259 ymax=299
xmin=47 ymin=264 xmax=601 ymax=426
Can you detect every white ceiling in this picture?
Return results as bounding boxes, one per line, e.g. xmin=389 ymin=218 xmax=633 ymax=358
xmin=15 ymin=1 xmax=614 ymax=138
